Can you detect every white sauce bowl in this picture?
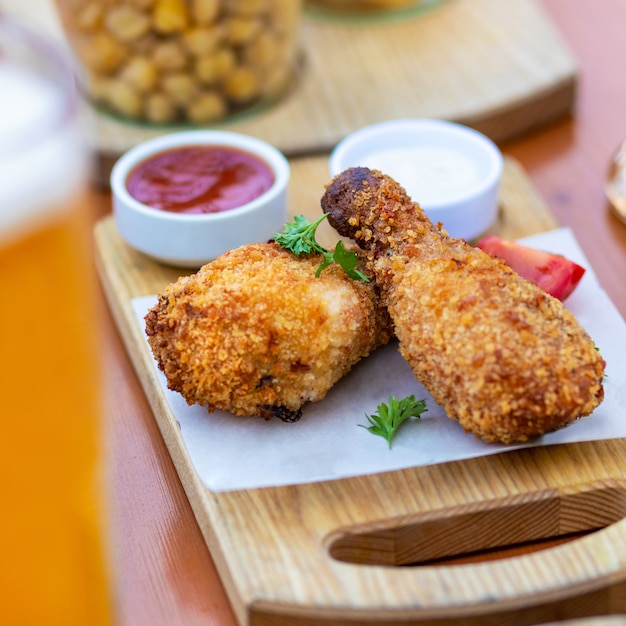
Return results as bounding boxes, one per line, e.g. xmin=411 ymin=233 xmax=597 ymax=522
xmin=111 ymin=130 xmax=290 ymax=268
xmin=329 ymin=119 xmax=503 ymax=241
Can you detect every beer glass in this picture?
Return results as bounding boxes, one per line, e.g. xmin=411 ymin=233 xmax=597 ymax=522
xmin=0 ymin=15 xmax=112 ymax=625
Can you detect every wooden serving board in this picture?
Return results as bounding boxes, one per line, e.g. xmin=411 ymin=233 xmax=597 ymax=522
xmin=7 ymin=0 xmax=576 ymax=183
xmin=95 ymin=156 xmax=626 ymax=626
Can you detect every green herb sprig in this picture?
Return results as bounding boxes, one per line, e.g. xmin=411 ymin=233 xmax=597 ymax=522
xmin=360 ymin=395 xmax=428 ymax=449
xmin=274 ymin=214 xmax=369 ymax=282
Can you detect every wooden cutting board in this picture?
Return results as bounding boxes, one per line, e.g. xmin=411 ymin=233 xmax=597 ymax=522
xmin=6 ymin=0 xmax=577 ymax=183
xmin=95 ymin=156 xmax=626 ymax=626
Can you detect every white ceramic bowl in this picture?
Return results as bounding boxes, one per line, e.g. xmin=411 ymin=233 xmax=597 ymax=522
xmin=111 ymin=130 xmax=290 ymax=268
xmin=329 ymin=119 xmax=503 ymax=241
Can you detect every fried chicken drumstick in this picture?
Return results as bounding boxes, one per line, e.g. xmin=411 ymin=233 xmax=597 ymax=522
xmin=145 ymin=241 xmax=392 ymax=421
xmin=321 ymin=167 xmax=605 ymax=443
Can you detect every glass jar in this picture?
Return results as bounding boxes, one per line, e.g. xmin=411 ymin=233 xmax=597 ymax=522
xmin=54 ymin=0 xmax=303 ymax=125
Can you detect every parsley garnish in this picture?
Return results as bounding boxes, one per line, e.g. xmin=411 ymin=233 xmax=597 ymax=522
xmin=360 ymin=395 xmax=428 ymax=449
xmin=274 ymin=214 xmax=369 ymax=282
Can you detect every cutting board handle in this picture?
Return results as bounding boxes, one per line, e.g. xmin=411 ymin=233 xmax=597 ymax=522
xmin=326 ymin=481 xmax=626 ymax=566
xmin=248 ymin=519 xmax=626 ymax=624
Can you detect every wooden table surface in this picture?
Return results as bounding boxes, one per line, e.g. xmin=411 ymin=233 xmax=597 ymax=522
xmin=88 ymin=1 xmax=626 ymax=624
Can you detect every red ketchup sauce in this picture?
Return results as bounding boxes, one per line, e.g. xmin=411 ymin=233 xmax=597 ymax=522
xmin=126 ymin=145 xmax=275 ymax=214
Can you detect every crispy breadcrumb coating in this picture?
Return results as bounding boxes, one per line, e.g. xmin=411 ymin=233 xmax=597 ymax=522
xmin=321 ymin=167 xmax=605 ymax=443
xmin=145 ymin=241 xmax=392 ymax=421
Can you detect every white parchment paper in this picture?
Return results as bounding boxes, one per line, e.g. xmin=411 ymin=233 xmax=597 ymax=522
xmin=132 ymin=228 xmax=626 ymax=492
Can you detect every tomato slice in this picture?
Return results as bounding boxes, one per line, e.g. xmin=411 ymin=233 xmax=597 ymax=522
xmin=476 ymin=235 xmax=586 ymax=301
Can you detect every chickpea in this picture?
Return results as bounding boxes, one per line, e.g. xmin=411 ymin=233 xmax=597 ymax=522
xmin=181 ymin=27 xmax=223 ymax=57
xmin=76 ymin=2 xmax=105 ymax=32
xmin=152 ymin=39 xmax=188 ymax=70
xmin=161 ymin=72 xmax=197 ymax=105
xmin=129 ymin=33 xmax=158 ymax=55
xmin=105 ymin=6 xmax=151 ymax=42
xmin=63 ymin=0 xmax=109 ymax=9
xmin=195 ymin=47 xmax=236 ymax=85
xmin=225 ymin=17 xmax=262 ymax=46
xmin=105 ymin=78 xmax=143 ymax=118
xmin=77 ymin=31 xmax=127 ymax=74
xmin=186 ymin=90 xmax=227 ymax=123
xmin=119 ymin=56 xmax=159 ymax=92
xmin=145 ymin=91 xmax=177 ymax=123
xmin=190 ymin=0 xmax=220 ymax=25
xmin=222 ymin=65 xmax=259 ymax=103
xmin=230 ymin=0 xmax=269 ymax=16
xmin=152 ymin=0 xmax=189 ymax=34
xmin=126 ymin=0 xmax=157 ymax=8
xmin=269 ymin=0 xmax=302 ymax=34
xmin=242 ymin=31 xmax=279 ymax=70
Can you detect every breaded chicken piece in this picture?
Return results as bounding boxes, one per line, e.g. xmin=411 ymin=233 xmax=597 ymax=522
xmin=321 ymin=167 xmax=605 ymax=443
xmin=145 ymin=241 xmax=392 ymax=421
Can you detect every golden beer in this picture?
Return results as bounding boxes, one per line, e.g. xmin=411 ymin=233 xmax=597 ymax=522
xmin=0 ymin=17 xmax=112 ymax=625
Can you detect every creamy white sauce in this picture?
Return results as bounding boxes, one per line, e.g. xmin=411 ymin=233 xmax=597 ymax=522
xmin=360 ymin=146 xmax=481 ymax=205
